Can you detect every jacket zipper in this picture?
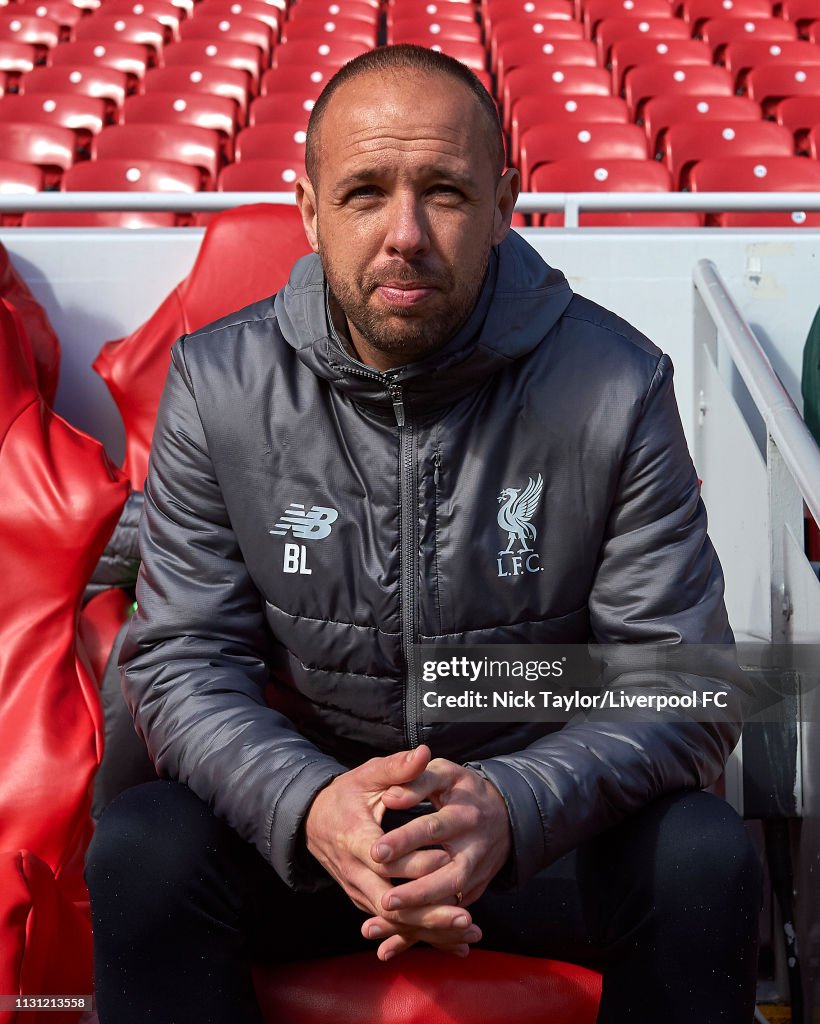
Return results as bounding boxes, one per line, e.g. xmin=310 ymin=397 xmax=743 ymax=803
xmin=339 ymin=364 xmax=421 ymax=749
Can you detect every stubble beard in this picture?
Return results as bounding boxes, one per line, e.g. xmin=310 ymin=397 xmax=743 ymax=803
xmin=320 ymin=245 xmax=490 ymax=365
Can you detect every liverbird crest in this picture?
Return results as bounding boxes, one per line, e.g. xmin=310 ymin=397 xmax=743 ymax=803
xmin=496 ymin=474 xmax=544 ymax=555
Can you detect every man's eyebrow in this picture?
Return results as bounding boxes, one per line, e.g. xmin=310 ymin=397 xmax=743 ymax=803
xmin=332 ymin=164 xmax=479 ymax=193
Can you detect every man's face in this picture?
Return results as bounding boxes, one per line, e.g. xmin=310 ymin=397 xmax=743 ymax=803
xmin=296 ymin=69 xmax=519 ymax=371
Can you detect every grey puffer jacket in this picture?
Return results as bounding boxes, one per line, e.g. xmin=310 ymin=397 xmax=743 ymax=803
xmin=122 ymin=230 xmax=744 ymax=891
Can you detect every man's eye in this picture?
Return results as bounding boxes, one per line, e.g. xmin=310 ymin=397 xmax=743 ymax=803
xmin=347 ymin=186 xmax=380 ymax=201
xmin=429 ymin=185 xmax=463 ymax=198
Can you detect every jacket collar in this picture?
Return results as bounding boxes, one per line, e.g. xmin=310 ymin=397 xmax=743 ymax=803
xmin=274 ymin=230 xmax=573 ymax=414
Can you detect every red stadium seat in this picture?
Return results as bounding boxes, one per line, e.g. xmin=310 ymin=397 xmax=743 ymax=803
xmin=0 ymin=242 xmax=60 ymax=402
xmin=528 ymin=157 xmax=704 ymax=225
xmin=280 ymin=16 xmax=378 ymax=46
xmin=261 ymin=63 xmax=334 ymax=97
xmin=0 ymin=159 xmax=42 ymax=224
xmin=583 ymin=0 xmax=676 ymax=40
xmin=688 ymin=154 xmax=820 ymax=224
xmin=511 ymin=92 xmax=629 ymax=164
xmin=22 ymin=209 xmax=180 ymax=226
xmin=74 ymin=14 xmax=165 ymax=66
xmin=61 ymin=155 xmax=201 ymax=194
xmin=93 ymin=202 xmax=313 ymax=487
xmin=661 ymin=119 xmax=793 ymax=186
xmin=485 ymin=0 xmax=574 ymax=34
xmin=387 ymin=14 xmax=483 ymax=45
xmin=17 ymin=0 xmax=83 ymax=40
xmin=0 ymin=41 xmax=37 ymax=84
xmin=490 ymin=21 xmax=587 ymax=74
xmin=144 ymin=65 xmax=251 ymax=123
xmin=723 ymin=40 xmax=820 ymax=88
xmin=699 ymin=17 xmax=797 ymax=57
xmin=194 ymin=0 xmax=281 ymax=36
xmin=680 ymin=0 xmax=772 ymax=31
xmin=235 ymin=121 xmax=308 ymax=164
xmin=249 ymin=91 xmax=314 ymax=126
xmin=520 ymin=121 xmax=647 ymax=187
xmin=745 ymin=64 xmax=820 ymax=115
xmin=20 ymin=65 xmax=128 ymax=119
xmin=50 ymin=40 xmax=149 ymax=86
xmin=380 ymin=37 xmax=488 ymax=70
xmin=778 ymin=0 xmax=818 ymax=33
xmin=595 ymin=16 xmax=690 ymax=63
xmin=0 ymin=121 xmax=75 ymax=187
xmin=624 ymin=63 xmax=735 ymax=116
xmin=253 ymin=950 xmax=601 ymax=1024
xmin=503 ymin=63 xmax=613 ymax=130
xmin=610 ymin=38 xmax=713 ymax=93
xmin=94 ymin=121 xmax=222 ymax=185
xmin=179 ymin=14 xmax=273 ymax=63
xmin=806 ymin=123 xmax=820 ymax=159
xmin=0 ymin=13 xmax=59 ymax=60
xmin=642 ymin=93 xmax=761 ymax=153
xmin=163 ymin=40 xmax=262 ymax=92
xmin=0 ymin=93 xmax=106 ymax=149
xmin=272 ymin=37 xmax=371 ymax=69
xmin=292 ymin=0 xmax=379 ymax=19
xmin=218 ymin=158 xmax=304 ymax=188
xmin=123 ymin=91 xmax=237 ymax=148
xmin=100 ymin=0 xmax=183 ymax=43
xmin=494 ymin=37 xmax=597 ymax=87
xmin=775 ymin=94 xmax=820 ymax=148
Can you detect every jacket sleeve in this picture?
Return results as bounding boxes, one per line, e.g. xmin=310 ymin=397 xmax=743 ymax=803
xmin=469 ymin=353 xmax=752 ymax=886
xmin=120 ymin=339 xmax=345 ymax=891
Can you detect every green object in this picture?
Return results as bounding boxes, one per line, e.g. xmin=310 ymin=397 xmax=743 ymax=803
xmin=802 ymin=306 xmax=820 ymax=446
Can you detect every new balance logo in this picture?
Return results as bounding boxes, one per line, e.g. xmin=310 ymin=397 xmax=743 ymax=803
xmin=270 ymin=504 xmax=338 ymax=540
xmin=270 ymin=503 xmax=338 ymax=576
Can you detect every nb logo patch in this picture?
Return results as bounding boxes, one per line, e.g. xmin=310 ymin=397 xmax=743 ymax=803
xmin=269 ymin=504 xmax=338 ymax=540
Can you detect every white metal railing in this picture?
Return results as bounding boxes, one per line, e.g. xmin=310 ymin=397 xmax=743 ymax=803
xmin=3 ymin=191 xmax=820 ymax=228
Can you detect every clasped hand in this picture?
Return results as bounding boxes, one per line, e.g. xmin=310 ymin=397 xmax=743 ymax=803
xmin=304 ymin=745 xmax=511 ymax=961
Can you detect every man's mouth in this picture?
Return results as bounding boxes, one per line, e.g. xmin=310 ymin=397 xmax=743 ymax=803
xmin=375 ymin=282 xmax=437 ymax=307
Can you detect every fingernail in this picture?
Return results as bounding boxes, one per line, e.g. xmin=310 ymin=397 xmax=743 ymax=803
xmin=374 ymin=844 xmax=390 ymax=861
xmin=385 ymin=895 xmax=401 ymax=910
xmin=369 ymin=925 xmax=384 ymax=938
xmin=404 ymin=750 xmax=416 ymax=763
xmin=383 ymin=950 xmax=395 ymax=961
xmin=454 ymin=946 xmax=469 ymax=958
xmin=453 ymin=914 xmax=469 ymax=929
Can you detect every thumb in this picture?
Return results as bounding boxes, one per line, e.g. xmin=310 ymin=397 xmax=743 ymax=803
xmin=364 ymin=745 xmax=432 ymax=789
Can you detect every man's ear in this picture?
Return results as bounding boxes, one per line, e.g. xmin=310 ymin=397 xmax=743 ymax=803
xmin=295 ymin=176 xmax=319 ymax=253
xmin=493 ymin=168 xmax=521 ymax=245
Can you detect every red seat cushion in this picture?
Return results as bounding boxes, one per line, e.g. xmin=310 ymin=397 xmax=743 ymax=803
xmin=253 ymin=949 xmax=602 ymax=1024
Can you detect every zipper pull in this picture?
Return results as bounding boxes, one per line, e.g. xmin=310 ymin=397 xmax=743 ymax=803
xmin=433 ymin=453 xmax=441 ymax=486
xmin=388 ymin=382 xmax=405 ymax=428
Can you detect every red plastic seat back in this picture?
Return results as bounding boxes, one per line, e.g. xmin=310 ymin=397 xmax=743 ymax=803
xmin=94 ymin=203 xmax=313 ymax=487
xmin=253 ymin=949 xmax=602 ymax=1024
xmin=0 ymin=243 xmax=60 ymax=404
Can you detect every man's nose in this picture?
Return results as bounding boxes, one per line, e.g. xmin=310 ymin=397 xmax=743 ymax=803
xmin=383 ymin=194 xmax=430 ymax=259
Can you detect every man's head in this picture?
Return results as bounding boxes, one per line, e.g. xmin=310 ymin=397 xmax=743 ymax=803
xmin=295 ymin=45 xmax=520 ymax=372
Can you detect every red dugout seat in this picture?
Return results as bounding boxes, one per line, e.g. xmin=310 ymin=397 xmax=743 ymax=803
xmin=624 ymin=63 xmax=734 ymax=116
xmin=520 ymin=121 xmax=648 ymax=187
xmin=511 ymin=92 xmax=629 ymax=164
xmin=93 ymin=202 xmax=312 ymax=487
xmin=144 ymin=65 xmax=250 ymax=123
xmin=21 ymin=65 xmax=129 ymax=118
xmin=688 ymin=154 xmax=820 ymax=224
xmin=0 ymin=280 xmax=128 ymax=1014
xmin=610 ymin=38 xmax=713 ymax=93
xmin=94 ymin=121 xmax=222 ymax=185
xmin=642 ymin=93 xmax=761 ymax=153
xmin=661 ymin=118 xmax=793 ymax=186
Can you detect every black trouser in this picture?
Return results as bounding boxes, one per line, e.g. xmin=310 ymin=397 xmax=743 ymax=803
xmin=86 ymin=780 xmax=762 ymax=1024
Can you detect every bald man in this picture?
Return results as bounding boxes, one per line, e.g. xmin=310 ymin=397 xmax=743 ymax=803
xmin=87 ymin=46 xmax=760 ymax=1024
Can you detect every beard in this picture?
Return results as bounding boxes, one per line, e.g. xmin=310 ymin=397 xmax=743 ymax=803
xmin=320 ymin=246 xmax=490 ymax=364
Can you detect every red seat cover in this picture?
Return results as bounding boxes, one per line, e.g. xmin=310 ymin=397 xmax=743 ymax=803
xmin=93 ymin=202 xmax=312 ymax=487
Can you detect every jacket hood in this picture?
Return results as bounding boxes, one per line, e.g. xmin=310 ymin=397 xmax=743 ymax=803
xmin=273 ymin=229 xmax=573 ymax=413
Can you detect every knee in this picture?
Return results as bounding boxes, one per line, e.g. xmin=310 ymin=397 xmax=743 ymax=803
xmin=86 ymin=779 xmax=226 ymax=899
